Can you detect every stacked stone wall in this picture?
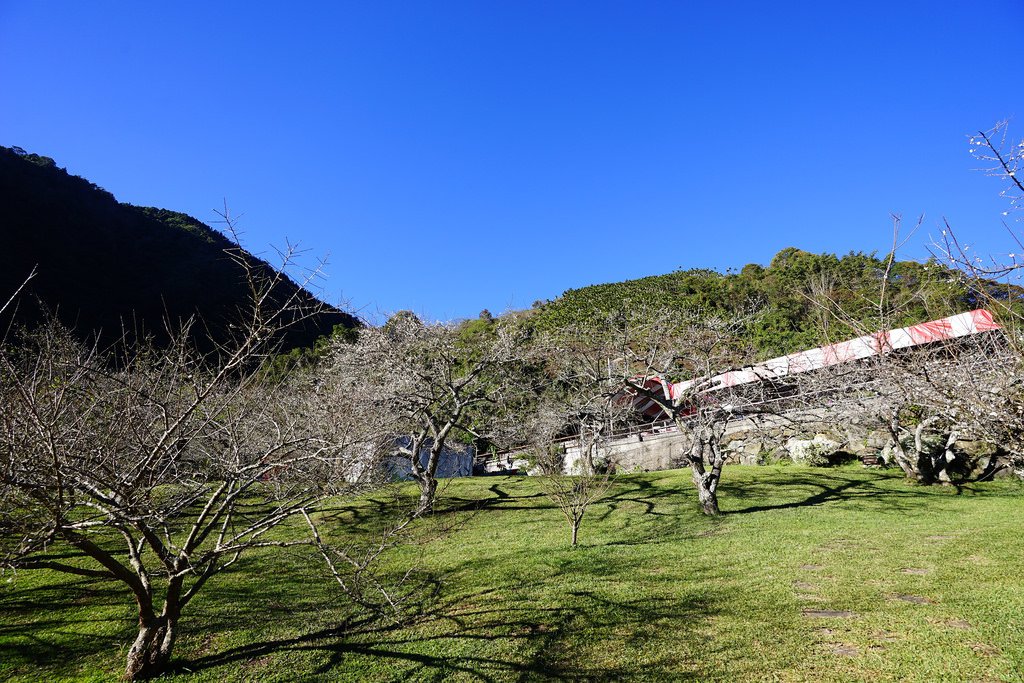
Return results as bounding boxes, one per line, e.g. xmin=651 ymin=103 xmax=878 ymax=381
xmin=561 ymin=404 xmax=1009 ymax=478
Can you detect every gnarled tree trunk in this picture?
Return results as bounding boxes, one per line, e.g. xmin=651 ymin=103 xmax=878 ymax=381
xmin=690 ymin=464 xmax=721 ymax=516
xmin=686 ymin=429 xmax=726 ymax=516
xmin=124 ymin=577 xmax=183 ymax=681
xmin=884 ymin=415 xmax=924 ymax=481
xmin=935 ymin=431 xmax=958 ymax=485
xmin=125 ymin=614 xmax=177 ymax=680
xmin=415 ymin=475 xmax=438 ymax=515
xmin=885 ymin=414 xmax=945 ymax=484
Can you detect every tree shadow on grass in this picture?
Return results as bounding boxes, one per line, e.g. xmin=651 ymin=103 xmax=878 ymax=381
xmin=0 ymin=576 xmax=130 ymax=678
xmin=323 ymin=480 xmax=552 ymax=530
xmin=438 ymin=481 xmax=550 ymax=515
xmin=176 ymin=539 xmax=755 ymax=681
xmin=5 ymin=470 xmax=972 ymax=680
xmin=598 ymin=476 xmax=693 ymax=519
xmin=173 ymin=581 xmax=717 ymax=682
xmin=1 ymin=543 xmax=734 ymax=682
xmin=722 ymin=471 xmax=935 ymax=515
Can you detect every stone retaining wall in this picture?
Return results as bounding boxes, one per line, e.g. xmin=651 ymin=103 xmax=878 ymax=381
xmin=562 ymin=405 xmax=1008 ymax=478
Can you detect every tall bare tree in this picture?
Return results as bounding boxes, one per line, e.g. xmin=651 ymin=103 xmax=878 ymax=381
xmin=327 ymin=312 xmax=528 ymax=515
xmin=605 ymin=309 xmax=760 ymax=516
xmin=898 ymin=121 xmax=1024 ymax=478
xmin=530 ymin=322 xmax=638 ymax=474
xmin=0 ymin=239 xmax=368 ymax=680
xmin=783 ymin=122 xmax=1024 ymax=485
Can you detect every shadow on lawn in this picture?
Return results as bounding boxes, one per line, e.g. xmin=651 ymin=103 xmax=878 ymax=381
xmin=323 ymin=481 xmax=551 ymax=532
xmin=439 ymin=481 xmax=551 ymax=515
xmin=600 ymin=476 xmax=692 ymax=517
xmin=1 ymin=565 xmax=719 ymax=681
xmin=174 ymin=537 xmax=743 ymax=681
xmin=173 ymin=583 xmax=716 ymax=682
xmin=722 ymin=471 xmax=934 ymax=515
xmin=0 ymin=577 xmax=128 ymax=677
xmin=441 ymin=476 xmax=691 ymax=520
xmin=2 ymin=471 xmax=968 ymax=680
xmin=429 ymin=471 xmax=942 ymax=522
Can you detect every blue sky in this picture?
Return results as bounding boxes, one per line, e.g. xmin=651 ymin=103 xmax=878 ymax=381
xmin=2 ymin=1 xmax=1023 ymax=321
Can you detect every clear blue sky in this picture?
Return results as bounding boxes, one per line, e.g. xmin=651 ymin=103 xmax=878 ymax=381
xmin=3 ymin=1 xmax=1023 ymax=321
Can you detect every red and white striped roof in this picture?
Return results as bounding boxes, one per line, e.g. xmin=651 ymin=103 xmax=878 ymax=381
xmin=631 ymin=310 xmax=1000 ymax=417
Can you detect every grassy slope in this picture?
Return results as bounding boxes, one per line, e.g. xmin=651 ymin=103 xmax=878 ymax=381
xmin=2 ymin=467 xmax=1022 ymax=682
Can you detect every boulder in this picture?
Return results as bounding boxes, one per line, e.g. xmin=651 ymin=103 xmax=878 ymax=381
xmin=786 ymin=434 xmax=844 ymax=466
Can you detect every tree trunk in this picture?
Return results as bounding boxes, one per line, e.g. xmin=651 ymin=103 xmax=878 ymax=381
xmin=912 ymin=420 xmax=935 ymax=484
xmin=690 ymin=465 xmax=721 ymax=516
xmin=416 ymin=476 xmax=437 ymax=515
xmin=124 ymin=615 xmax=177 ymax=680
xmin=686 ymin=446 xmax=720 ymax=516
xmin=581 ymin=424 xmax=605 ymax=475
xmin=571 ymin=518 xmax=580 ymax=546
xmin=583 ymin=441 xmax=596 ymax=475
xmin=936 ymin=431 xmax=958 ymax=485
xmin=413 ymin=437 xmax=448 ymax=515
xmin=884 ymin=417 xmax=918 ymax=481
xmin=686 ymin=428 xmax=723 ymax=516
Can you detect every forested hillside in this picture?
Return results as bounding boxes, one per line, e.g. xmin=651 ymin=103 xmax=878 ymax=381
xmin=525 ymin=247 xmax=987 ymax=357
xmin=0 ymin=146 xmax=357 ymax=350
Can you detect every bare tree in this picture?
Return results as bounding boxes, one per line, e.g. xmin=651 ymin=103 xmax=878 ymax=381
xmin=896 ymin=337 xmax=1021 ymax=480
xmin=502 ymin=354 xmax=622 ymax=546
xmin=796 ymin=341 xmax=1005 ymax=485
xmin=0 ymin=267 xmax=35 ymax=320
xmin=969 ymin=121 xmax=1024 ymax=224
xmin=794 ymin=205 xmax=1013 ymax=484
xmin=326 ymin=312 xmax=528 ymax=515
xmin=606 ymin=309 xmax=759 ymax=516
xmin=531 ymin=323 xmax=637 ymax=474
xmin=907 ymin=121 xmax=1024 ymax=477
xmin=934 ymin=123 xmax=1024 ymax=341
xmin=537 ymin=465 xmax=614 ymax=547
xmin=0 ymin=236 xmax=367 ymax=680
xmin=302 ymin=493 xmax=425 ymax=624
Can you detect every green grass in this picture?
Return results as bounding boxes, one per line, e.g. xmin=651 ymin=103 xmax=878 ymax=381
xmin=2 ymin=466 xmax=1023 ymax=681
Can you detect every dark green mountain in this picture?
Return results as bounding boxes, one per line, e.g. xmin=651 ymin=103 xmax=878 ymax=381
xmin=0 ymin=146 xmax=357 ymax=351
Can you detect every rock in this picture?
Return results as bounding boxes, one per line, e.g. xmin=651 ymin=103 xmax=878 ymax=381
xmin=876 ymin=440 xmax=892 ymax=466
xmin=846 ymin=429 xmax=889 ymax=456
xmin=743 ymin=440 xmax=765 ymax=455
xmin=738 ymin=452 xmax=760 ymax=466
xmin=956 ymin=441 xmax=1012 ymax=480
xmin=787 ymin=435 xmax=843 ymax=466
xmin=956 ymin=439 xmax=998 ymax=459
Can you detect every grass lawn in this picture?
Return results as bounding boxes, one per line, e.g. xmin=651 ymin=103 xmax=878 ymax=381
xmin=2 ymin=465 xmax=1023 ymax=682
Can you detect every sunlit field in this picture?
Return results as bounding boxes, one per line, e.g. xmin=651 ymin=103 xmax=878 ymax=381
xmin=2 ymin=466 xmax=1022 ymax=682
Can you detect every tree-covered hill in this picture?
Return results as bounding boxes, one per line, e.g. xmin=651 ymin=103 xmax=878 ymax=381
xmin=525 ymin=247 xmax=984 ymax=358
xmin=0 ymin=146 xmax=357 ymax=351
